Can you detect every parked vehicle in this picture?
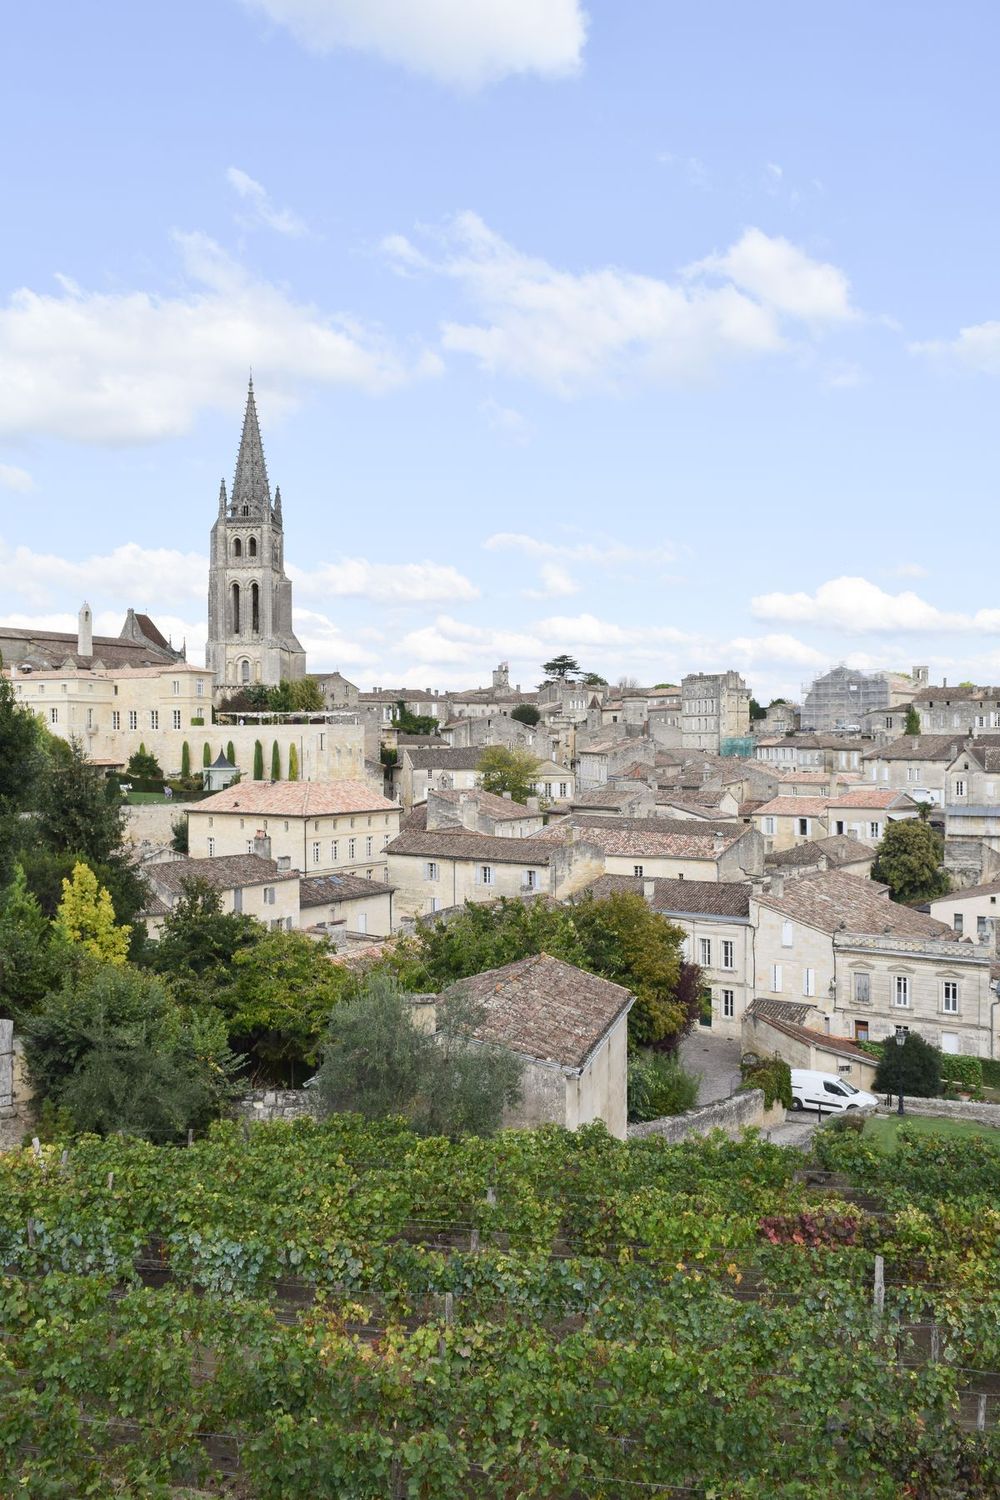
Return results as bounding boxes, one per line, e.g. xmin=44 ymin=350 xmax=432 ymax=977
xmin=790 ymin=1069 xmax=878 ymax=1113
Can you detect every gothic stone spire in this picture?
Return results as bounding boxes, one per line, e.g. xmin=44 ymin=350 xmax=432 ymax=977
xmin=273 ymin=484 xmax=283 ymax=528
xmin=231 ymin=375 xmax=271 ymax=516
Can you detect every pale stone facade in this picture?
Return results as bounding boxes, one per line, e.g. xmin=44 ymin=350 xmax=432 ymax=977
xmin=929 ymin=880 xmax=1000 ymax=949
xmin=681 ymin=671 xmax=751 ymax=751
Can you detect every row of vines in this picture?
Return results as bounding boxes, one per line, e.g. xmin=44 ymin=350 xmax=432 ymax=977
xmin=1 ymin=1117 xmax=999 ymax=1497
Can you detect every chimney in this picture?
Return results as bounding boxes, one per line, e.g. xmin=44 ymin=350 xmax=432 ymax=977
xmin=769 ymin=873 xmax=785 ymax=897
xmin=78 ymin=601 xmax=93 ymax=658
xmin=502 ymin=791 xmax=512 ymax=800
xmin=643 ymin=878 xmax=655 ymax=902
xmin=253 ymin=831 xmax=271 ymax=860
xmin=526 ymin=796 xmax=539 ymax=813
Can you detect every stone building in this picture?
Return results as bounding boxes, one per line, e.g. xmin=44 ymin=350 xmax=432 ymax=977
xmin=538 ymin=815 xmax=764 ymax=882
xmin=801 ymin=666 xmax=914 ymax=733
xmin=206 ymin=378 xmax=305 ymax=689
xmin=680 ymin=671 xmax=751 ymax=752
xmin=141 ymin=852 xmax=301 ymax=936
xmin=0 ymin=604 xmax=184 ymax=672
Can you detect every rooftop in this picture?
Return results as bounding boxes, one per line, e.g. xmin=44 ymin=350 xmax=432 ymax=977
xmin=756 ymin=869 xmax=953 ymax=939
xmin=147 ymin=854 xmax=298 ymax=897
xmin=300 ymin=872 xmax=396 ymax=906
xmin=582 ymin=874 xmax=751 ymax=918
xmin=537 ymin=814 xmax=745 ymax=858
xmin=191 ymin=779 xmax=398 ymax=817
xmin=767 ymin=834 xmax=874 ymax=869
xmin=864 ymin=735 xmax=967 ymax=763
xmin=439 ymin=952 xmax=633 ymax=1070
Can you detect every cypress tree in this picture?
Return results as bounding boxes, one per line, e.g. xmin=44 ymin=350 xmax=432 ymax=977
xmin=288 ymin=743 xmax=299 ymax=781
xmin=180 ymin=741 xmax=191 ymax=779
xmin=271 ymin=741 xmax=281 ymax=781
xmin=253 ymin=740 xmax=264 ymax=780
xmin=226 ymin=741 xmax=236 ymax=766
xmin=203 ymin=742 xmax=211 ymax=768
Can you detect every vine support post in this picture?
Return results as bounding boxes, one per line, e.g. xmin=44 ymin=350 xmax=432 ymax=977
xmin=872 ymin=1254 xmax=885 ymax=1324
xmin=977 ymin=1394 xmax=987 ymax=1431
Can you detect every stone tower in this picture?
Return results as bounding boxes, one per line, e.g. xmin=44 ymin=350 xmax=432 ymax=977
xmin=206 ymin=378 xmax=306 ymax=689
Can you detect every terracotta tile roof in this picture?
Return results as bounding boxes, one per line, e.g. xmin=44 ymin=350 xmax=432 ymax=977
xmin=930 ymin=876 xmax=1000 ymax=902
xmin=864 ymin=735 xmax=966 ymax=762
xmin=430 ymin=788 xmax=536 ymax=820
xmin=968 ymin=744 xmax=1000 ymax=774
xmin=147 ymin=854 xmax=298 ymax=896
xmin=387 ymin=825 xmax=554 ymax=865
xmin=440 ymin=953 xmax=633 ymax=1069
xmin=756 ymin=870 xmax=954 ymax=939
xmin=753 ymin=797 xmax=829 ymax=818
xmin=747 ymin=1003 xmax=872 ymax=1060
xmin=581 ymin=873 xmax=751 ymax=918
xmin=826 ymin=789 xmax=918 ymax=810
xmin=403 ymin=746 xmax=485 ymax=771
xmin=571 ymin=785 xmax=651 ymax=809
xmin=191 ymin=779 xmax=398 ymax=817
xmin=537 ymin=814 xmax=745 ymax=859
xmin=768 ymin=834 xmax=873 ymax=869
xmin=300 ymin=872 xmax=395 ymax=905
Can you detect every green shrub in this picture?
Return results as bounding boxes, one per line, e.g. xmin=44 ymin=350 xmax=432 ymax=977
xmin=126 ymin=745 xmax=162 ymax=780
xmin=826 ymin=1110 xmax=866 ymax=1135
xmin=938 ymin=1053 xmax=983 ymax=1093
xmin=627 ymin=1052 xmax=700 ymax=1121
xmin=981 ymin=1058 xmax=1000 ymax=1090
xmin=874 ymin=1031 xmax=940 ymax=1098
xmin=740 ymin=1056 xmax=792 ymax=1111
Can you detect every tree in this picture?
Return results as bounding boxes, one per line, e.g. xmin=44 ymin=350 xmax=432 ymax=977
xmin=19 ymin=962 xmax=239 ymax=1141
xmin=253 ymin=739 xmax=264 ymax=780
xmin=749 ymin=698 xmax=767 ymax=721
xmin=271 ymin=740 xmax=281 ymax=780
xmin=391 ymin=898 xmax=587 ymax=991
xmin=871 ymin=819 xmax=949 ymax=904
xmin=617 ymin=676 xmax=640 ymax=693
xmin=127 ymin=744 xmax=162 ymax=779
xmin=511 ymin=704 xmax=541 ymax=726
xmin=203 ymin=742 xmax=212 ymax=768
xmin=581 ymin=672 xmax=608 ymax=687
xmin=476 ymin=745 xmax=541 ymax=803
xmin=170 ymin=814 xmax=189 ymax=855
xmin=541 ymin=655 xmax=579 ymax=681
xmin=0 ymin=661 xmax=45 ymax=885
xmin=53 ymin=861 xmax=130 ymax=965
xmin=226 ymin=740 xmax=236 ymax=766
xmin=288 ymin=742 xmax=299 ymax=780
xmin=904 ymin=705 xmax=921 ymax=736
xmin=0 ymin=864 xmax=60 ymax=1015
xmin=570 ymin=892 xmax=686 ymax=1049
xmin=394 ymin=700 xmax=439 ymax=735
xmin=180 ymin=741 xmax=191 ymax=778
xmin=874 ymin=1030 xmax=941 ymax=1100
xmin=314 ymin=971 xmax=522 ymax=1137
xmin=148 ymin=880 xmax=260 ymax=990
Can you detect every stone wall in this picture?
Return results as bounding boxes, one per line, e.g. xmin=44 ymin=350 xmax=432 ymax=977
xmin=233 ymin=1088 xmax=320 ymax=1123
xmin=876 ymin=1098 xmax=1000 ymax=1127
xmin=627 ymin=1088 xmax=785 ymax=1142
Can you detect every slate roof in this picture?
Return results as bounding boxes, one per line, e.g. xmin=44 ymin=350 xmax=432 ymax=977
xmin=387 ymin=825 xmax=555 ymax=865
xmin=582 ymin=873 xmax=751 ymax=918
xmin=148 ymin=854 xmax=298 ymax=896
xmin=863 ymin=735 xmax=965 ymax=762
xmin=191 ymin=780 xmax=398 ymax=817
xmin=439 ymin=953 xmax=633 ymax=1070
xmin=0 ymin=623 xmax=180 ymax=671
xmin=571 ymin=785 xmax=651 ymax=809
xmin=300 ymin=872 xmax=395 ymax=906
xmin=967 ymin=744 xmax=1000 ymax=774
xmin=756 ymin=870 xmax=954 ymax=939
xmin=429 ymin=788 xmax=536 ymax=820
xmin=930 ymin=876 xmax=1000 ymax=902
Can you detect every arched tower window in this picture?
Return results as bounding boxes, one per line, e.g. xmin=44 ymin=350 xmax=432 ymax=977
xmin=230 ymin=582 xmax=240 ymax=634
xmin=242 ymin=504 xmax=249 ymax=517
xmin=233 ymin=538 xmax=242 ymax=558
xmin=241 ymin=659 xmax=250 ymax=684
xmin=251 ymin=582 xmax=260 ymax=634
xmin=248 ymin=537 xmax=257 ymax=558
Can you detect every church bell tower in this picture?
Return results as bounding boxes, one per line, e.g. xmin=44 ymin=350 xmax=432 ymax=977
xmin=206 ymin=377 xmax=306 ymax=689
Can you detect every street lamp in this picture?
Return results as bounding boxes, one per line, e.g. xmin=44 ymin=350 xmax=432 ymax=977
xmin=894 ymin=1026 xmax=909 ymax=1116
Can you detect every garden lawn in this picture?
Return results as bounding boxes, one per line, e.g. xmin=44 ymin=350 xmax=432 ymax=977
xmin=863 ymin=1113 xmax=1000 ymax=1150
xmin=125 ymin=792 xmax=172 ymax=804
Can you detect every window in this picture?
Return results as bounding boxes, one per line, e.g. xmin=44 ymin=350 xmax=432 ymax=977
xmin=245 ymin=839 xmax=254 ymax=854
xmin=150 ymin=710 xmax=159 ymax=729
xmin=771 ymin=963 xmax=783 ymax=992
xmin=797 ymin=818 xmax=810 ymax=837
xmin=953 ymin=913 xmax=964 ymax=935
xmin=869 ymin=821 xmax=881 ymax=840
xmin=348 ymin=838 xmax=356 ymax=860
xmin=954 ymin=779 xmax=967 ymax=798
xmin=763 ymin=816 xmax=776 ymax=835
xmin=49 ymin=707 xmax=58 ymax=725
xmin=480 ymin=865 xmax=493 ymax=886
xmin=523 ymin=869 xmax=538 ymax=891
xmin=365 ymin=836 xmax=373 ymax=857
xmin=699 ymin=938 xmax=712 ymax=967
xmin=894 ymin=975 xmax=911 ymax=1008
xmin=942 ymin=980 xmax=959 ymax=1013
xmin=781 ymin=920 xmax=794 ymax=948
xmin=424 ymin=861 xmax=439 ymax=881
xmin=977 ymin=916 xmax=989 ymax=940
xmin=172 ymin=710 xmax=181 ymax=730
xmin=330 ymin=840 xmax=338 ymax=862
xmin=232 ymin=888 xmax=243 ymax=914
xmin=803 ymin=968 xmax=816 ymax=997
xmin=633 ymin=864 xmax=644 ymax=878
xmin=722 ymin=989 xmax=735 ymax=1018
xmin=196 ymin=679 xmax=204 ymax=697
xmin=207 ymin=837 xmax=215 ymax=857
xmin=85 ymin=708 xmax=94 ymax=729
xmin=312 ymin=841 xmax=321 ymax=863
xmin=721 ymin=940 xmax=735 ymax=970
xmin=854 ymin=972 xmax=870 ymax=1003
xmin=128 ymin=711 xmax=138 ymax=730
xmin=559 ymin=782 xmax=568 ymax=798
xmin=112 ymin=710 xmax=120 ymax=729
xmin=356 ymin=912 xmax=367 ymax=934
xmin=171 ymin=680 xmax=180 ymax=696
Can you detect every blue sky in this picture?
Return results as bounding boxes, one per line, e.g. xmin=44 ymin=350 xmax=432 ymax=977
xmin=2 ymin=1 xmax=1000 ymax=698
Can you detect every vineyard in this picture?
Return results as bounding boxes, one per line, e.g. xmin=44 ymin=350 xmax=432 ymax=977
xmin=1 ymin=1118 xmax=999 ymax=1497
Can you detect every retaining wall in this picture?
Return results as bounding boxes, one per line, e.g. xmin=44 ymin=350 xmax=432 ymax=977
xmin=876 ymin=1098 xmax=1000 ymax=1128
xmin=233 ymin=1089 xmax=320 ymax=1124
xmin=627 ymin=1088 xmax=785 ymax=1142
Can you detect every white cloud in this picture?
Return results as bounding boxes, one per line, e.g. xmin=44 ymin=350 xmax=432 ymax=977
xmin=911 ymin=320 xmax=1000 ymax=373
xmin=0 ymin=232 xmax=438 ymax=444
xmin=751 ymin=575 xmax=1000 ymax=634
xmin=524 ymin=563 xmax=580 ymax=600
xmin=484 ymin=530 xmax=676 ymax=567
xmin=240 ymin=0 xmax=587 ymax=88
xmin=290 ymin=556 xmax=478 ymax=605
xmin=226 ymin=167 xmax=307 ymax=236
xmin=0 ymin=536 xmax=205 ymax=609
xmin=479 ymin=397 xmax=531 ymax=443
xmin=688 ymin=227 xmax=857 ymax=325
xmin=0 ymin=464 xmax=34 ymax=493
xmin=889 ymin=562 xmax=929 ymax=580
xmin=385 ymin=214 xmax=857 ymax=392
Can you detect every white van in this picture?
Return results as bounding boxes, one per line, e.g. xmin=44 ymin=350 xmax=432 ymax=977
xmin=790 ymin=1069 xmax=878 ymax=1113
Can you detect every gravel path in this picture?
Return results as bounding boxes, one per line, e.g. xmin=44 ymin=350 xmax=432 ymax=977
xmin=678 ymin=1030 xmax=743 ymax=1106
